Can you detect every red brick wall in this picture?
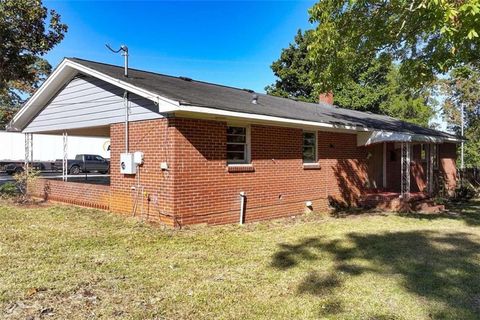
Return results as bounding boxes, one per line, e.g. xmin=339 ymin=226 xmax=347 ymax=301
xmin=109 ymin=118 xmax=176 ymax=226
xmin=31 ymin=179 xmax=110 ymax=210
xmin=318 ymin=132 xmax=369 ymax=204
xmin=30 ymin=117 xmax=459 ymax=226
xmin=386 ymin=142 xmax=401 ymax=192
xmin=439 ymin=142 xmax=458 ymax=194
xmin=169 ymin=118 xmax=369 ymax=225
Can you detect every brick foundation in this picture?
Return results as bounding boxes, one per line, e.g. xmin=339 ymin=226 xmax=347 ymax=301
xmin=31 ymin=179 xmax=110 ymax=210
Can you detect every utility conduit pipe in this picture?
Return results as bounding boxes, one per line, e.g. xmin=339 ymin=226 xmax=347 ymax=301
xmin=239 ymin=192 xmax=246 ymax=225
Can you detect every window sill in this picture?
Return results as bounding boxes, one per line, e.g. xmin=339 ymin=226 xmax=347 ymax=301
xmin=303 ymin=163 xmax=321 ymax=170
xmin=227 ymin=164 xmax=255 ymax=173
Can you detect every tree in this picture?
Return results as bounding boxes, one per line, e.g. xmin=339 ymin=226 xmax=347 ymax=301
xmin=0 ymin=0 xmax=67 ymax=129
xmin=442 ymin=65 xmax=480 ymax=167
xmin=333 ymin=52 xmax=392 ymax=114
xmin=265 ymin=30 xmax=316 ymax=102
xmin=308 ymin=0 xmax=480 ymax=92
xmin=266 ymin=29 xmax=433 ymax=126
xmin=379 ymin=65 xmax=434 ymax=127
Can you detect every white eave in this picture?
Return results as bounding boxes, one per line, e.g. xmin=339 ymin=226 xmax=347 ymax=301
xmin=357 ymin=130 xmax=463 ymax=146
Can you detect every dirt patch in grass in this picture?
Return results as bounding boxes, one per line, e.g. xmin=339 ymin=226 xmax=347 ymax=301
xmin=1 ymin=199 xmax=480 ymax=319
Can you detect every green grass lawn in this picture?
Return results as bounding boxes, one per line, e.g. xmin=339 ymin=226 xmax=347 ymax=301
xmin=1 ymin=200 xmax=480 ymax=319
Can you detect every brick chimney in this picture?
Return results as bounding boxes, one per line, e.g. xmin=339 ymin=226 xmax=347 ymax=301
xmin=318 ymin=92 xmax=334 ymax=105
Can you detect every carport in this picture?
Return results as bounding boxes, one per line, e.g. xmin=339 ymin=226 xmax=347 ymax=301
xmin=8 ymin=58 xmax=165 ymax=210
xmin=23 ymin=126 xmax=111 ymax=185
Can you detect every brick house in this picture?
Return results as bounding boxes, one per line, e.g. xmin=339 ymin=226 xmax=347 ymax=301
xmin=8 ymin=58 xmax=462 ymax=226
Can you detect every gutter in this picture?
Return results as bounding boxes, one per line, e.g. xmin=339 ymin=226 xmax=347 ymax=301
xmin=173 ymin=103 xmax=373 ymax=133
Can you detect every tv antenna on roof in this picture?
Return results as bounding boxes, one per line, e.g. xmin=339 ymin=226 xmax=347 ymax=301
xmin=106 ymin=44 xmax=129 ymax=77
xmin=106 ymin=43 xmax=130 ymax=153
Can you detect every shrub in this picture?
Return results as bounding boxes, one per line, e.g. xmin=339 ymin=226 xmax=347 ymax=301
xmin=452 ymin=182 xmax=479 ymax=202
xmin=13 ymin=169 xmax=40 ymax=203
xmin=0 ymin=182 xmax=18 ymax=198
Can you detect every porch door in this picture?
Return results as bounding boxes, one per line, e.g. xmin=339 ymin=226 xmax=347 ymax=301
xmin=367 ymin=144 xmax=384 ymax=190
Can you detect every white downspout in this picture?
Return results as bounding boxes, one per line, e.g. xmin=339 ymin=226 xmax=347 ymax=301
xmin=239 ymin=192 xmax=246 ymax=225
xmin=124 ymin=91 xmax=129 ymax=153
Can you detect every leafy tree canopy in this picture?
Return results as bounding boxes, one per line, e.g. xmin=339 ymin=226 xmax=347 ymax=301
xmin=0 ymin=0 xmax=67 ymax=129
xmin=442 ymin=65 xmax=480 ymax=167
xmin=308 ymin=0 xmax=480 ymax=92
xmin=266 ymin=29 xmax=433 ymax=127
xmin=265 ymin=30 xmax=316 ymax=102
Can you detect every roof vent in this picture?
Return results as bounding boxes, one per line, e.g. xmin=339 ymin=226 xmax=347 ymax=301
xmin=179 ymin=76 xmax=192 ymax=82
xmin=251 ymin=93 xmax=258 ymax=105
xmin=243 ymin=89 xmax=254 ymax=93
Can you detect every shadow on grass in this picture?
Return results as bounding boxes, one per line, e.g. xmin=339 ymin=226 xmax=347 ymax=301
xmin=271 ymin=230 xmax=480 ymax=318
xmin=400 ymin=198 xmax=480 ymax=226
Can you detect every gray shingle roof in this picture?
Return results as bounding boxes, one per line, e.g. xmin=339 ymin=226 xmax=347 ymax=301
xmin=69 ymin=58 xmax=458 ymax=139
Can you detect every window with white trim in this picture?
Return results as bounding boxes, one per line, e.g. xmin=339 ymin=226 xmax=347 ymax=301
xmin=302 ymin=131 xmax=317 ymax=163
xmin=227 ymin=126 xmax=249 ymax=164
xmin=421 ymin=144 xmax=427 ymax=161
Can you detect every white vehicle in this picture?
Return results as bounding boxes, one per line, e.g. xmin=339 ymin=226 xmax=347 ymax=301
xmin=0 ymin=131 xmax=110 ymax=174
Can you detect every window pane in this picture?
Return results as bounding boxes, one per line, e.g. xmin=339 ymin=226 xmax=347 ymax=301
xmin=303 ymin=146 xmax=315 ymax=162
xmin=227 ymin=152 xmax=246 ymax=161
xmin=227 ymin=126 xmax=248 ymax=164
xmin=227 ymin=135 xmax=246 ymax=143
xmin=227 ymin=127 xmax=246 ymax=135
xmin=421 ymin=144 xmax=426 ymax=160
xmin=303 ymin=132 xmax=315 ymax=144
xmin=302 ymin=131 xmax=316 ymax=162
xmin=227 ymin=144 xmax=246 ymax=152
xmin=303 ymin=137 xmax=315 ymax=146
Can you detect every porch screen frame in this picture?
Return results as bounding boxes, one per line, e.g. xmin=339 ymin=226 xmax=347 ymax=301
xmin=400 ymin=142 xmax=411 ymax=197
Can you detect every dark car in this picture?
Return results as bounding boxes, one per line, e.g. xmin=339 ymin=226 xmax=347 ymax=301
xmin=54 ymin=154 xmax=110 ymax=175
xmin=4 ymin=162 xmax=46 ymax=175
xmin=4 ymin=163 xmax=24 ymax=175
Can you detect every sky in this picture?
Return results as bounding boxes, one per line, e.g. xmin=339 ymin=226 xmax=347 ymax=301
xmin=44 ymin=0 xmax=316 ymax=93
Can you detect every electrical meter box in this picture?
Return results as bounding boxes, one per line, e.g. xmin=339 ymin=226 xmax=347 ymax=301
xmin=120 ymin=153 xmax=136 ymax=174
xmin=133 ymin=151 xmax=144 ymax=165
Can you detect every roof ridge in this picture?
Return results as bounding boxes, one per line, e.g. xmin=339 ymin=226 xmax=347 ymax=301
xmin=67 ymin=57 xmax=258 ymax=94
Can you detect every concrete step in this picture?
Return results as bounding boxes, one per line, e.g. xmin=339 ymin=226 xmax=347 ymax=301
xmin=418 ymin=204 xmax=445 ymax=214
xmin=358 ymin=192 xmax=444 ymax=213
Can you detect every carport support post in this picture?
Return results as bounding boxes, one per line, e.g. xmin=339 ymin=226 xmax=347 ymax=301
xmin=62 ymin=131 xmax=68 ymax=182
xmin=400 ymin=142 xmax=411 ymax=198
xmin=24 ymin=133 xmax=32 ymax=171
xmin=382 ymin=142 xmax=387 ymax=188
